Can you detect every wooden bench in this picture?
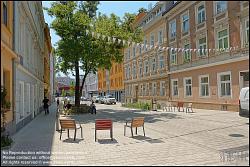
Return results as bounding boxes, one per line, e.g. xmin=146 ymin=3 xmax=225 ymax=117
xmin=95 ymin=119 xmax=113 ymax=142
xmin=124 ymin=117 xmax=145 ymax=137
xmin=59 ymin=119 xmax=83 ymax=141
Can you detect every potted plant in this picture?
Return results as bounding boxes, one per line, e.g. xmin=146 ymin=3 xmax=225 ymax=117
xmin=1 ymin=87 xmax=13 ymax=149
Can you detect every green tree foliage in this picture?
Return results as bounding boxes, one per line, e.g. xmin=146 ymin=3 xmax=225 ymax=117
xmin=69 ymin=81 xmax=75 ymax=96
xmin=45 ymin=1 xmax=143 ymax=107
xmin=138 ymin=7 xmax=147 ymax=13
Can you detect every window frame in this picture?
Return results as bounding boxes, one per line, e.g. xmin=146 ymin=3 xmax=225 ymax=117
xmin=181 ymin=11 xmax=189 ymax=34
xmin=199 ymin=74 xmax=210 ymax=98
xmin=171 ymin=79 xmax=179 ymax=97
xmin=184 ymin=77 xmax=192 ymax=97
xmin=217 ymin=28 xmax=229 ymax=49
xmin=158 ymin=29 xmax=163 ymax=45
xmin=197 ymin=37 xmax=207 ymax=57
xmin=217 ymin=71 xmax=232 ymax=98
xmin=170 ymin=49 xmax=177 ymax=65
xmin=196 ymin=3 xmax=206 ymax=24
xmin=215 ymin=1 xmax=227 ymax=15
xmin=169 ymin=19 xmax=176 ymax=39
xmin=160 ymin=81 xmax=166 ymax=96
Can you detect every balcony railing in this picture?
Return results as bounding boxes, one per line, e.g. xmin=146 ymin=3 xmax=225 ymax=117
xmin=170 ymin=49 xmax=249 ymax=72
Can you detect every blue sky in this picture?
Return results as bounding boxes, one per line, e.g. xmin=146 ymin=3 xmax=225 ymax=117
xmin=42 ymin=1 xmax=157 ymax=47
xmin=42 ymin=1 xmax=157 ymax=77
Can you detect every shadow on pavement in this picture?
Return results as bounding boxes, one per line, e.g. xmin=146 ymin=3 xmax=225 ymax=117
xmin=62 ymin=138 xmax=84 ymax=143
xmin=97 ymin=138 xmax=118 ymax=144
xmin=130 ymin=135 xmax=165 ymax=144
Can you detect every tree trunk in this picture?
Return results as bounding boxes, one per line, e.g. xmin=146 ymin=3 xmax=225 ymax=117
xmin=75 ymin=61 xmax=80 ymax=107
xmin=80 ymin=72 xmax=89 ymax=95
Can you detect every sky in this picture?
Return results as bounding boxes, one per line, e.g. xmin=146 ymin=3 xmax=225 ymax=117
xmin=42 ymin=1 xmax=157 ymax=47
xmin=42 ymin=1 xmax=157 ymax=77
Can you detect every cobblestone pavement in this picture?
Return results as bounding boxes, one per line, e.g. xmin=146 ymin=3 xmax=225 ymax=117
xmin=1 ymin=102 xmax=249 ymax=166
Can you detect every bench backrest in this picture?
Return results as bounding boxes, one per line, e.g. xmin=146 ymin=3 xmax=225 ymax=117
xmin=95 ymin=119 xmax=112 ymax=130
xmin=60 ymin=119 xmax=76 ymax=129
xmin=131 ymin=117 xmax=144 ymax=127
xmin=177 ymin=102 xmax=184 ymax=107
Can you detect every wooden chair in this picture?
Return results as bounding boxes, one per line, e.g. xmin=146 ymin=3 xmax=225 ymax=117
xmin=177 ymin=102 xmax=184 ymax=112
xmin=124 ymin=117 xmax=145 ymax=137
xmin=186 ymin=103 xmax=193 ymax=113
xmin=95 ymin=119 xmax=113 ymax=142
xmin=59 ymin=119 xmax=83 ymax=141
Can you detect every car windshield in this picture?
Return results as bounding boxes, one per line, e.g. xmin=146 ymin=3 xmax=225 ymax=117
xmin=107 ymin=95 xmax=114 ymax=98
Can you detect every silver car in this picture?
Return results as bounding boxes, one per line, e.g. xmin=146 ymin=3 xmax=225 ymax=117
xmin=104 ymin=95 xmax=116 ymax=105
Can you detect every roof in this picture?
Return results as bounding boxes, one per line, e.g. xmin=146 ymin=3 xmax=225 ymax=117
xmin=162 ymin=1 xmax=181 ymax=16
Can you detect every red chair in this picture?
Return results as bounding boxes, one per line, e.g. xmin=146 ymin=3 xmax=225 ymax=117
xmin=177 ymin=102 xmax=184 ymax=112
xmin=95 ymin=119 xmax=113 ymax=142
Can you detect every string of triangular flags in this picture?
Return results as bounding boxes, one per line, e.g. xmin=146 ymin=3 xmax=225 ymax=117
xmin=85 ymin=29 xmax=240 ymax=53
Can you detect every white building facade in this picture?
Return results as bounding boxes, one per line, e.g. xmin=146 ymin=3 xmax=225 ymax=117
xmin=84 ymin=72 xmax=98 ymax=98
xmin=13 ymin=1 xmax=45 ymax=131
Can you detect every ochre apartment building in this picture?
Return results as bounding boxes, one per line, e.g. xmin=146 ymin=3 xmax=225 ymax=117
xmin=98 ymin=61 xmax=124 ymax=102
xmin=1 ymin=1 xmax=17 ymax=134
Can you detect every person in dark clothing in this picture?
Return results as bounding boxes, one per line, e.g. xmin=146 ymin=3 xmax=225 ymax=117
xmin=90 ymin=100 xmax=96 ymax=114
xmin=65 ymin=101 xmax=72 ymax=110
xmin=57 ymin=98 xmax=60 ymax=107
xmin=43 ymin=97 xmax=49 ymax=115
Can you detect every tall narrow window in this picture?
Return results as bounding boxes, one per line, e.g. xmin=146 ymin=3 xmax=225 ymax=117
xmin=152 ymin=82 xmax=157 ymax=96
xmin=218 ymin=72 xmax=231 ymax=97
xmin=184 ymin=78 xmax=192 ymax=97
xmin=170 ymin=49 xmax=177 ymax=65
xmin=183 ymin=44 xmax=191 ymax=62
xmin=246 ymin=20 xmax=249 ymax=45
xmin=169 ymin=20 xmax=176 ymax=39
xmin=160 ymin=81 xmax=165 ymax=96
xmin=197 ymin=4 xmax=205 ymax=24
xmin=199 ymin=75 xmax=209 ymax=97
xmin=172 ymin=79 xmax=178 ymax=96
xmin=133 ymin=47 xmax=136 ymax=57
xmin=139 ymin=62 xmax=143 ymax=77
xmin=182 ymin=13 xmax=189 ymax=34
xmin=152 ymin=57 xmax=156 ymax=73
xmin=144 ymin=39 xmax=147 ymax=51
xmin=198 ymin=37 xmax=207 ymax=56
xmin=159 ymin=54 xmax=164 ymax=69
xmin=158 ymin=30 xmax=163 ymax=45
xmin=150 ymin=34 xmax=154 ymax=47
xmin=218 ymin=29 xmax=229 ymax=49
xmin=3 ymin=1 xmax=8 ymax=26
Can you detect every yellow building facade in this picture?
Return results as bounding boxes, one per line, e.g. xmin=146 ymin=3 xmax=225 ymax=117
xmin=98 ymin=61 xmax=125 ymax=102
xmin=1 ymin=1 xmax=17 ymax=133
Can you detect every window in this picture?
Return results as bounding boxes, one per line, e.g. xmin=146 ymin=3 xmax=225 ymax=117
xmin=245 ymin=20 xmax=249 ymax=45
xmin=170 ymin=49 xmax=177 ymax=65
xmin=169 ymin=20 xmax=176 ymax=39
xmin=139 ymin=62 xmax=143 ymax=77
xmin=172 ymin=79 xmax=178 ymax=96
xmin=197 ymin=4 xmax=205 ymax=24
xmin=159 ymin=54 xmax=164 ymax=69
xmin=160 ymin=81 xmax=165 ymax=96
xmin=152 ymin=82 xmax=157 ymax=96
xmin=184 ymin=78 xmax=192 ymax=97
xmin=133 ymin=47 xmax=136 ymax=57
xmin=218 ymin=29 xmax=229 ymax=49
xmin=199 ymin=75 xmax=209 ymax=97
xmin=128 ymin=66 xmax=131 ymax=79
xmin=19 ymin=82 xmax=25 ymax=118
xmin=133 ymin=62 xmax=136 ymax=79
xmin=144 ymin=39 xmax=148 ymax=51
xmin=140 ymin=84 xmax=143 ymax=96
xmin=198 ymin=37 xmax=207 ymax=56
xmin=146 ymin=83 xmax=149 ymax=96
xmin=218 ymin=72 xmax=231 ymax=97
xmin=158 ymin=30 xmax=163 ymax=45
xmin=215 ymin=1 xmax=227 ymax=15
xmin=183 ymin=44 xmax=191 ymax=62
xmin=139 ymin=46 xmax=142 ymax=54
xmin=150 ymin=34 xmax=154 ymax=47
xmin=182 ymin=13 xmax=189 ymax=33
xmin=144 ymin=60 xmax=149 ymax=74
xmin=3 ymin=1 xmax=8 ymax=26
xmin=143 ymin=84 xmax=146 ymax=96
xmin=152 ymin=57 xmax=156 ymax=72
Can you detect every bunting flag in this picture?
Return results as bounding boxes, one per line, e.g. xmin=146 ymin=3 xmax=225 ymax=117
xmin=178 ymin=48 xmax=182 ymax=52
xmin=91 ymin=31 xmax=95 ymax=37
xmin=118 ymin=39 xmax=121 ymax=44
xmin=86 ymin=29 xmax=89 ymax=35
xmin=97 ymin=33 xmax=100 ymax=39
xmin=166 ymin=47 xmax=169 ymax=51
xmin=108 ymin=36 xmax=111 ymax=42
xmin=123 ymin=40 xmax=126 ymax=45
xmin=113 ymin=37 xmax=116 ymax=43
xmin=209 ymin=49 xmax=212 ymax=52
xmin=175 ymin=48 xmax=178 ymax=51
xmin=190 ymin=49 xmax=193 ymax=52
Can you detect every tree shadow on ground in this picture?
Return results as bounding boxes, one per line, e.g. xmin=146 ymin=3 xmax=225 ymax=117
xmin=129 ymin=135 xmax=165 ymax=144
xmin=67 ymin=108 xmax=184 ymax=125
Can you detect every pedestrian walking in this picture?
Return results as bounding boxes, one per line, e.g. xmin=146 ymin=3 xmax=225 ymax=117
xmin=57 ymin=98 xmax=60 ymax=107
xmin=43 ymin=97 xmax=49 ymax=115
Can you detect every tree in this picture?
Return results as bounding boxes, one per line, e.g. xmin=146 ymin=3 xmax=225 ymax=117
xmin=69 ymin=81 xmax=75 ymax=96
xmin=138 ymin=7 xmax=147 ymax=13
xmin=45 ymin=1 xmax=143 ymax=107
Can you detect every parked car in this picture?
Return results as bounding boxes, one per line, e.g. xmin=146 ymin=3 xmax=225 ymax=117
xmin=104 ymin=95 xmax=116 ymax=105
xmin=239 ymin=87 xmax=249 ymax=118
xmin=93 ymin=96 xmax=101 ymax=103
xmin=81 ymin=96 xmax=87 ymax=101
xmin=99 ymin=96 xmax=105 ymax=104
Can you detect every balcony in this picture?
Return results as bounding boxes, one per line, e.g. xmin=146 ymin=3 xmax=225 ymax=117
xmin=169 ymin=49 xmax=249 ymax=72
